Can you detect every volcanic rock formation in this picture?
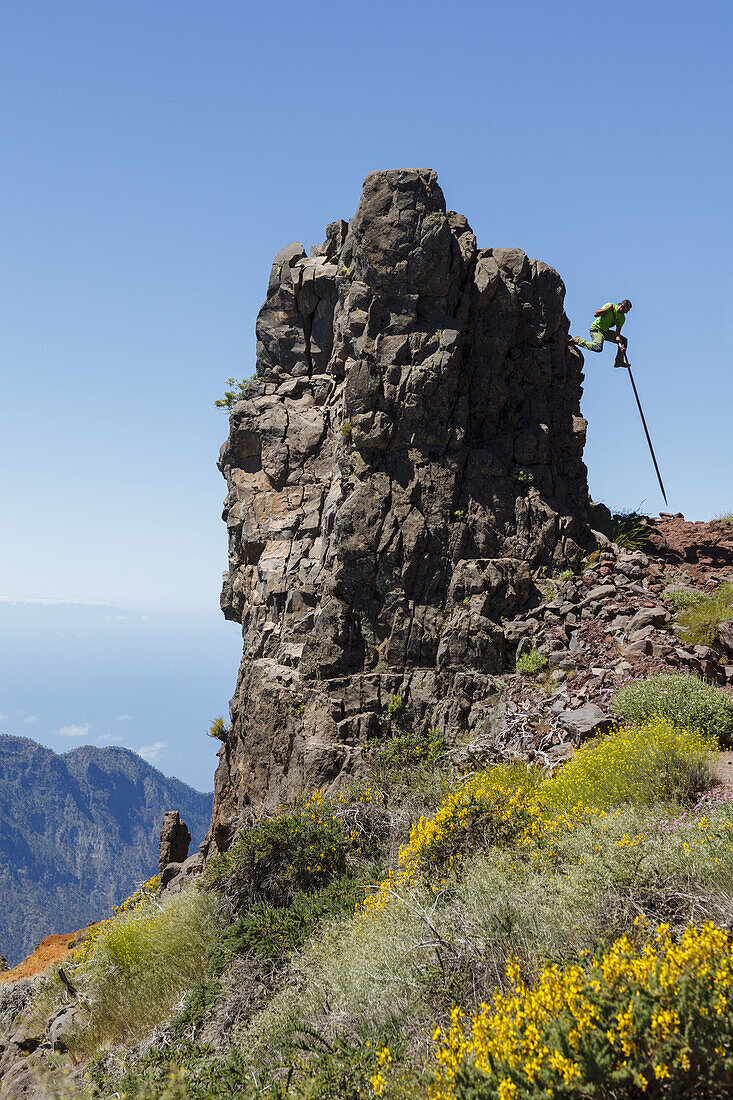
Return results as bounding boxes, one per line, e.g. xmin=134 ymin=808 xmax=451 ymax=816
xmin=211 ymin=169 xmax=589 ymax=849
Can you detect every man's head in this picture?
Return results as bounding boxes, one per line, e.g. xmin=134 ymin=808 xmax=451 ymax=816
xmin=619 ymin=299 xmax=632 ymax=313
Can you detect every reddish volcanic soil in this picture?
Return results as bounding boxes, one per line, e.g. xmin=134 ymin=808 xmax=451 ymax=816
xmin=0 ymin=925 xmax=101 ymax=985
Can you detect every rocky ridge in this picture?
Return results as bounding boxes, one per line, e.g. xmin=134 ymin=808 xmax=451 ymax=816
xmin=211 ymin=168 xmax=591 ymax=848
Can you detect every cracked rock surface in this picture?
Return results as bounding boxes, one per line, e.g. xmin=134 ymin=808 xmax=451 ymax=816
xmin=210 ymin=169 xmax=589 ymax=850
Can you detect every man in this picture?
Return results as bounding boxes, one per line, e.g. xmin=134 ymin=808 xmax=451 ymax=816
xmin=571 ymin=300 xmax=632 ymax=367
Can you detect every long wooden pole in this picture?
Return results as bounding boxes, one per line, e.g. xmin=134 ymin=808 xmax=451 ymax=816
xmin=623 ymin=353 xmax=669 ymax=506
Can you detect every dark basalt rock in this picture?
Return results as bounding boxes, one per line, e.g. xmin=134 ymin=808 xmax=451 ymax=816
xmin=211 ymin=169 xmax=589 ymax=848
xmin=158 ymin=810 xmax=191 ymax=874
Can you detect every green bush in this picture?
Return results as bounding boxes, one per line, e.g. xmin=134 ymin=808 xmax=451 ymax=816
xmin=204 ymin=798 xmax=365 ymax=912
xmin=515 ymin=649 xmax=548 ymax=675
xmin=611 ymin=672 xmax=733 ymax=743
xmin=208 ymin=873 xmax=371 ymax=973
xmin=674 ymin=582 xmax=733 ymax=646
xmin=364 ymin=726 xmax=445 ymax=778
xmin=214 ymin=376 xmax=258 ymax=409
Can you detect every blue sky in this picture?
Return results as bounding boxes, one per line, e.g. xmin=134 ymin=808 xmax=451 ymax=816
xmin=1 ymin=1 xmax=731 ymax=786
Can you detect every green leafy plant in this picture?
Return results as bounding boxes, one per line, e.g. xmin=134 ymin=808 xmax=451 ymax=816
xmin=666 ymin=587 xmax=707 ymax=612
xmin=214 ymin=376 xmax=259 ymax=409
xmin=208 ymin=716 xmax=229 ymax=740
xmin=387 ymin=694 xmax=405 ymax=715
xmin=611 ymin=672 xmax=733 ymax=744
xmin=208 ymin=873 xmax=371 ymax=972
xmin=453 ymin=509 xmax=465 ymax=520
xmin=515 ymin=649 xmax=548 ymax=675
xmin=364 ymin=726 xmax=446 ymax=778
xmin=340 ymin=421 xmax=352 ymax=441
xmin=674 ymin=582 xmax=733 ymax=646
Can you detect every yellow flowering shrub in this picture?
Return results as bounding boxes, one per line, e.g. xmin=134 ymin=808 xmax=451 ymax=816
xmin=72 ymin=875 xmax=160 ymax=964
xmin=361 ymin=721 xmax=713 ymax=922
xmin=541 ymin=717 xmax=715 ymax=812
xmin=114 ymin=874 xmax=160 ymax=915
xmin=430 ymin=922 xmax=733 ymax=1099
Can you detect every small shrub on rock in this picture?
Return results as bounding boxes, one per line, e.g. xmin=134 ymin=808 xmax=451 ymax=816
xmin=364 ymin=726 xmax=445 ymax=778
xmin=611 ymin=672 xmax=733 ymax=743
xmin=515 ymin=649 xmax=548 ymax=675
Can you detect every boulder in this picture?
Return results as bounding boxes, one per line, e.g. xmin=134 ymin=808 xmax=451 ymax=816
xmin=719 ymin=620 xmax=733 ymax=658
xmin=624 ymin=638 xmax=653 ymax=658
xmin=554 ymin=704 xmax=614 ymax=740
xmin=626 ymin=606 xmax=669 ymax=631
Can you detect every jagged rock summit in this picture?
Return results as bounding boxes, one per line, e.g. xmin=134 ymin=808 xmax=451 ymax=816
xmin=212 ymin=169 xmax=589 ymax=849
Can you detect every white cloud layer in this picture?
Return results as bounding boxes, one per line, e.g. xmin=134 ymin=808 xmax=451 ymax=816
xmin=138 ymin=741 xmax=167 ymax=764
xmin=0 ymin=597 xmax=110 ymax=607
xmin=56 ymin=723 xmax=90 ymax=738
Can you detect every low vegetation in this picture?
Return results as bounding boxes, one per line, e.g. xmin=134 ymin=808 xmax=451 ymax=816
xmin=673 ymin=582 xmax=733 ymax=646
xmin=4 ymin=678 xmax=732 ymax=1099
xmin=589 ymin=506 xmax=651 ymax=553
xmin=515 ymin=649 xmax=548 ymax=675
xmin=611 ymin=671 xmax=733 ymax=743
xmin=73 ymin=889 xmax=215 ymax=1053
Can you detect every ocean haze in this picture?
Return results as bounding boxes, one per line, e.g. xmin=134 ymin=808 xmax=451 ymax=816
xmin=0 ymin=599 xmax=241 ymax=791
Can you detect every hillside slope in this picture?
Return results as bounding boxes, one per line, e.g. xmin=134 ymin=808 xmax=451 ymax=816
xmin=0 ymin=736 xmax=212 ymax=965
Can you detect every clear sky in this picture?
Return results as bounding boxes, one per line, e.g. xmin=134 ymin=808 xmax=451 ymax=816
xmin=2 ymin=0 xmax=731 ymax=786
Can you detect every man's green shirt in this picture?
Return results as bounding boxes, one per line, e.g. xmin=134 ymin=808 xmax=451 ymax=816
xmin=591 ymin=303 xmax=625 ymax=333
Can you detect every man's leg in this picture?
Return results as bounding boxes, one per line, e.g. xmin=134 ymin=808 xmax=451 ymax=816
xmin=603 ymin=333 xmax=627 ymax=367
xmin=573 ymin=327 xmax=604 ymax=352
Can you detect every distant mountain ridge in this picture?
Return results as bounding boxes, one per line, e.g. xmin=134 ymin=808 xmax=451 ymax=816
xmin=0 ymin=736 xmax=212 ymax=965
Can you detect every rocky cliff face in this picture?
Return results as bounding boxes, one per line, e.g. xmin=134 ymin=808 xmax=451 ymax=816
xmin=211 ymin=169 xmax=589 ymax=849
